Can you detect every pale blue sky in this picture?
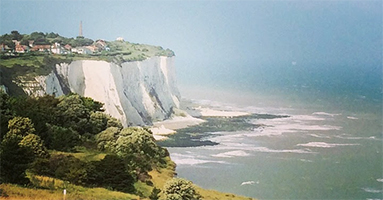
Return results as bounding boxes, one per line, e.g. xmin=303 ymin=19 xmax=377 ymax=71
xmin=1 ymin=0 xmax=382 ymax=88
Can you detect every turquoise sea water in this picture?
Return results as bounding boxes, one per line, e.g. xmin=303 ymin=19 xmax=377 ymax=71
xmin=169 ymin=63 xmax=382 ymax=199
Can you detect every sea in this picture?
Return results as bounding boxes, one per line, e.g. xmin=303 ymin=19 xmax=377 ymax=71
xmin=167 ymin=63 xmax=383 ymax=199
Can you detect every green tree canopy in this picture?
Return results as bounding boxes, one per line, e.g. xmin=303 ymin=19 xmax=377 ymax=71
xmin=57 ymin=94 xmax=103 ymax=135
xmin=46 ymin=32 xmax=59 ymax=38
xmin=95 ymin=126 xmax=120 ymax=151
xmin=0 ymin=92 xmax=15 ymax=140
xmin=29 ymin=32 xmax=46 ymax=40
xmin=0 ymin=133 xmax=33 ymax=184
xmin=7 ymin=117 xmax=35 ymax=137
xmin=0 ymin=117 xmax=42 ymax=184
xmin=11 ymin=30 xmax=23 ymax=41
xmin=8 ymin=95 xmax=60 ymax=141
xmin=86 ymin=154 xmax=136 ymax=193
xmin=45 ymin=124 xmax=80 ymax=151
xmin=114 ymin=127 xmax=168 ymax=172
xmin=19 ymin=133 xmax=48 ymax=158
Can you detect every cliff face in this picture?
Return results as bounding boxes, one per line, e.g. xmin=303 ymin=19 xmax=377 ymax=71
xmin=20 ymin=56 xmax=180 ymax=126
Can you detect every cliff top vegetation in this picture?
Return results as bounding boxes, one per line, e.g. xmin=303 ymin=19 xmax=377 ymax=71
xmin=0 ymin=30 xmax=174 ymax=64
xmin=0 ymin=31 xmax=175 ymax=96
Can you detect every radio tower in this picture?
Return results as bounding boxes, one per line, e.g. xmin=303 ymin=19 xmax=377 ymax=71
xmin=79 ymin=21 xmax=83 ymax=37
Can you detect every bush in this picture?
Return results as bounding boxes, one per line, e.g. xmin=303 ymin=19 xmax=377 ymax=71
xmin=86 ymin=154 xmax=136 ymax=193
xmin=114 ymin=127 xmax=167 ymax=171
xmin=45 ymin=124 xmax=80 ymax=151
xmin=163 ymin=178 xmax=201 ymax=200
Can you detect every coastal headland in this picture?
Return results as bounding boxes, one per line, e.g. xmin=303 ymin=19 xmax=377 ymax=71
xmin=0 ymin=31 xmax=255 ymax=200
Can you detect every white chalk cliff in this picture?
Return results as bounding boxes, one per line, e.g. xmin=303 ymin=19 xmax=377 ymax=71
xmin=27 ymin=56 xmax=180 ymax=126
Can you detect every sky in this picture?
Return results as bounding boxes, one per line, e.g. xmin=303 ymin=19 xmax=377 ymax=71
xmin=1 ymin=0 xmax=382 ymax=89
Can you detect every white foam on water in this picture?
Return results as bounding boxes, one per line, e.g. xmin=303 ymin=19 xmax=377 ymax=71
xmin=377 ymin=179 xmax=383 ymax=183
xmin=300 ymin=159 xmax=314 ymax=162
xmin=297 ymin=142 xmax=360 ymax=148
xmin=251 ymin=146 xmax=315 ymax=154
xmin=312 ymin=112 xmax=341 ymax=117
xmin=241 ymin=181 xmax=257 ymax=186
xmin=252 ymin=113 xmax=342 ymax=138
xmin=362 ymin=187 xmax=383 ymax=194
xmin=309 ymin=133 xmax=331 ymax=138
xmin=212 ymin=150 xmax=250 ymax=158
xmin=170 ymin=152 xmax=226 ymax=166
xmin=209 ymin=133 xmax=255 ymax=144
xmin=347 ymin=116 xmax=359 ymax=120
xmin=173 ymin=158 xmax=225 ymax=165
xmin=335 ymin=134 xmax=380 ymax=141
xmin=249 ymin=122 xmax=341 ymax=137
xmin=244 ymin=105 xmax=293 ymax=115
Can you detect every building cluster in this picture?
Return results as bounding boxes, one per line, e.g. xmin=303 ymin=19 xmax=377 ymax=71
xmin=1 ymin=39 xmax=110 ymax=55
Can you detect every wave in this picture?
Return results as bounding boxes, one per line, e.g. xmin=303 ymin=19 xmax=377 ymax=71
xmin=251 ymin=147 xmax=315 ymax=154
xmin=309 ymin=133 xmax=331 ymax=138
xmin=170 ymin=153 xmax=226 ymax=166
xmin=204 ymin=139 xmax=315 ymax=154
xmin=171 ymin=158 xmax=226 ymax=165
xmin=300 ymin=159 xmax=313 ymax=162
xmin=212 ymin=150 xmax=250 ymax=158
xmin=362 ymin=187 xmax=383 ymax=194
xmin=297 ymin=142 xmax=360 ymax=148
xmin=347 ymin=116 xmax=358 ymax=120
xmin=249 ymin=123 xmax=342 ymax=137
xmin=252 ymin=114 xmax=342 ymax=137
xmin=335 ymin=133 xmax=381 ymax=141
xmin=312 ymin=112 xmax=341 ymax=117
xmin=241 ymin=181 xmax=258 ymax=186
xmin=377 ymin=179 xmax=383 ymax=183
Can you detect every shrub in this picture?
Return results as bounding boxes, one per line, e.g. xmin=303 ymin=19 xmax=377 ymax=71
xmin=163 ymin=178 xmax=201 ymax=200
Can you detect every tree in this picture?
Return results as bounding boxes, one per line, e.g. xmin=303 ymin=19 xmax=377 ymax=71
xmin=86 ymin=154 xmax=136 ymax=193
xmin=149 ymin=187 xmax=161 ymax=200
xmin=7 ymin=117 xmax=35 ymax=137
xmin=163 ymin=178 xmax=201 ymax=200
xmin=20 ymin=39 xmax=30 ymax=46
xmin=0 ymin=92 xmax=15 ymax=140
xmin=89 ymin=111 xmax=109 ymax=134
xmin=19 ymin=133 xmax=49 ymax=158
xmin=30 ymin=32 xmax=45 ymax=40
xmin=37 ymin=154 xmax=88 ymax=185
xmin=0 ymin=117 xmax=37 ymax=184
xmin=70 ymin=37 xmax=94 ymax=47
xmin=114 ymin=127 xmax=167 ymax=171
xmin=57 ymin=94 xmax=90 ymax=134
xmin=33 ymin=38 xmax=50 ymax=45
xmin=57 ymin=94 xmax=104 ymax=135
xmin=45 ymin=124 xmax=80 ymax=151
xmin=0 ymin=33 xmax=15 ymax=49
xmin=107 ymin=117 xmax=123 ymax=129
xmin=0 ymin=133 xmax=33 ymax=184
xmin=46 ymin=32 xmax=59 ymax=38
xmin=9 ymin=95 xmax=60 ymax=141
xmin=95 ymin=127 xmax=120 ymax=151
xmin=11 ymin=30 xmax=23 ymax=41
xmin=81 ymin=96 xmax=104 ymax=112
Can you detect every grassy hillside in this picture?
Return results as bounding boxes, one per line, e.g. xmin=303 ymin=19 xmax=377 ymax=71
xmin=0 ymin=182 xmax=140 ymax=200
xmin=1 ymin=152 xmax=254 ymax=200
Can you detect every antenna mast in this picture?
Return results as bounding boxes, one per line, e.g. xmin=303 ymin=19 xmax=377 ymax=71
xmin=79 ymin=21 xmax=83 ymax=37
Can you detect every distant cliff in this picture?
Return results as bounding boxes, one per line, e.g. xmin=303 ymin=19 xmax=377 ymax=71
xmin=13 ymin=56 xmax=180 ymax=126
